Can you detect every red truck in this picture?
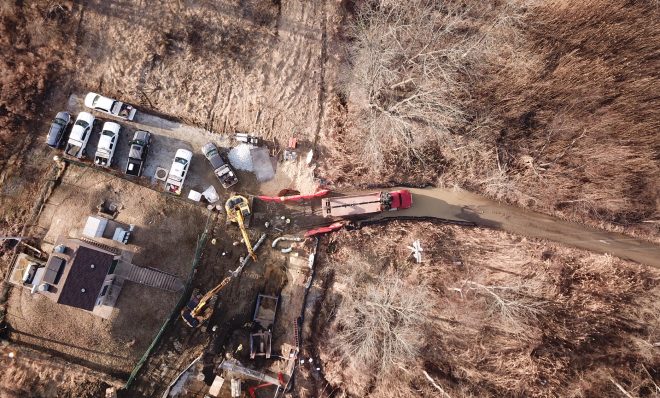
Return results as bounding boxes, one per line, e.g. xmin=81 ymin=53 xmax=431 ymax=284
xmin=321 ymin=190 xmax=412 ymax=218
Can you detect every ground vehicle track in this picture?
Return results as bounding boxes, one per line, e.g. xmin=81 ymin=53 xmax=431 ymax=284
xmin=370 ymin=187 xmax=660 ymax=268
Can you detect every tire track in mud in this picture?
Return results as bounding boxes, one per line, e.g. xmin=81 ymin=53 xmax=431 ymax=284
xmin=73 ymin=0 xmax=86 ymax=48
xmin=206 ymin=82 xmax=223 ymax=132
xmin=372 ymin=187 xmax=660 ymax=268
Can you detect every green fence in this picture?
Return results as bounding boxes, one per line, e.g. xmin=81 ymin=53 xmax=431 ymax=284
xmin=124 ymin=211 xmax=213 ymax=390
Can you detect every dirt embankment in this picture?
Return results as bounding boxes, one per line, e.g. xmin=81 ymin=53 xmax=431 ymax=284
xmin=308 ymin=222 xmax=660 ymax=398
xmin=0 ymin=1 xmax=76 ymax=251
xmin=0 ymin=340 xmax=117 ymax=398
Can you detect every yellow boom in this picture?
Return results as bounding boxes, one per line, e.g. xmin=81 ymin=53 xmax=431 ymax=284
xmin=225 ymin=195 xmax=257 ymax=261
xmin=191 ymin=276 xmax=232 ymax=318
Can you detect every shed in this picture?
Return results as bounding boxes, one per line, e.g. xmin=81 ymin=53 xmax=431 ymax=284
xmin=83 ymin=216 xmax=108 ymax=238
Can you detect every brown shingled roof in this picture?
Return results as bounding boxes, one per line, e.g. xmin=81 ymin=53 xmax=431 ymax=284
xmin=57 ymin=246 xmax=114 ymax=311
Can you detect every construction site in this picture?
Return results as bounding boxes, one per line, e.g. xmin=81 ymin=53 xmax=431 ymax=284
xmin=0 ymin=1 xmax=659 ymax=398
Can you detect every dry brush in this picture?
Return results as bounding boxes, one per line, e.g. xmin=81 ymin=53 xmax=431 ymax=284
xmin=325 ymin=0 xmax=659 ymax=233
xmin=315 ymin=223 xmax=660 ymax=397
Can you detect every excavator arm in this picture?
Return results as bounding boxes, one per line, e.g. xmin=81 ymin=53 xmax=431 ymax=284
xmin=225 ymin=195 xmax=257 ymax=261
xmin=191 ymin=276 xmax=232 ymax=318
xmin=235 ymin=209 xmax=257 ymax=261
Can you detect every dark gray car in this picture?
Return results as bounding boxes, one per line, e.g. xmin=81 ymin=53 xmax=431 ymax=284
xmin=202 ymin=142 xmax=238 ymax=189
xmin=46 ymin=111 xmax=71 ymax=148
xmin=125 ymin=130 xmax=151 ymax=176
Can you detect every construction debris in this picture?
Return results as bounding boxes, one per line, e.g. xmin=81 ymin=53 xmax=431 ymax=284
xmin=228 ymin=144 xmax=255 ymax=171
xmin=283 ymin=138 xmax=298 ymax=161
xmin=250 ymin=147 xmax=275 ymax=182
xmin=202 ymin=185 xmax=220 ymax=203
xmin=408 ymin=239 xmax=424 ymax=263
xmin=187 ymin=190 xmax=202 ymax=202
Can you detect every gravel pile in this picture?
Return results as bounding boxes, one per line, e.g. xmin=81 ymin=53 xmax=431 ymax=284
xmin=228 ymin=144 xmax=255 ymax=171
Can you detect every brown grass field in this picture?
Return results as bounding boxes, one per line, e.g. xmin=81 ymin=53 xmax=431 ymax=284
xmin=319 ymin=0 xmax=659 ymax=235
xmin=0 ymin=0 xmax=658 ymax=397
xmin=312 ymin=222 xmax=660 ymax=397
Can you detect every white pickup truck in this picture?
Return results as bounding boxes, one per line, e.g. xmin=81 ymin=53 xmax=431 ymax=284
xmin=65 ymin=112 xmax=95 ymax=158
xmin=166 ymin=149 xmax=193 ymax=195
xmin=84 ymin=92 xmax=137 ymax=121
xmin=94 ymin=122 xmax=120 ymax=167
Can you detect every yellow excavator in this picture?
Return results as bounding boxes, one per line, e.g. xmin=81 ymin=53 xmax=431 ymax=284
xmin=181 ymin=276 xmax=232 ymax=328
xmin=181 ymin=195 xmax=257 ymax=328
xmin=225 ymin=194 xmax=257 ymax=261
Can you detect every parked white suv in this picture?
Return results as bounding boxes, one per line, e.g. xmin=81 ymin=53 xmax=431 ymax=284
xmin=94 ymin=122 xmax=121 ymax=167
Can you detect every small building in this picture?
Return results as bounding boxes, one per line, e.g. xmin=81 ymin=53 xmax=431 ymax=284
xmin=9 ymin=214 xmax=183 ymax=318
xmin=26 ymin=237 xmax=125 ymax=318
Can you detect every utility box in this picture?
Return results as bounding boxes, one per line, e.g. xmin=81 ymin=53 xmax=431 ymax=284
xmin=83 ymin=216 xmax=108 ymax=238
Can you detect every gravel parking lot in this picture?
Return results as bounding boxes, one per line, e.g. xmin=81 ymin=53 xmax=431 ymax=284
xmin=65 ymin=94 xmax=234 ymax=200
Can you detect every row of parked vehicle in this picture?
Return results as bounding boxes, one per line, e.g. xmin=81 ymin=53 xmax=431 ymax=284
xmin=47 ymin=92 xmax=150 ymax=174
xmin=47 ymin=91 xmax=239 ymax=196
xmin=164 ymin=143 xmax=239 ymax=195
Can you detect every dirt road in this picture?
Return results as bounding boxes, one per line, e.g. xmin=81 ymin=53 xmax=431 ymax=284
xmin=372 ymin=187 xmax=660 ymax=268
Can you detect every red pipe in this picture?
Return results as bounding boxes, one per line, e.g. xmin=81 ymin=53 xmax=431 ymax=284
xmin=258 ymin=189 xmax=330 ymax=203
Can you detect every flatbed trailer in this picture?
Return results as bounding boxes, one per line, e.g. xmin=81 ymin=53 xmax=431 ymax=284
xmin=322 ymin=192 xmax=383 ymax=217
xmin=321 ymin=190 xmax=412 ymax=218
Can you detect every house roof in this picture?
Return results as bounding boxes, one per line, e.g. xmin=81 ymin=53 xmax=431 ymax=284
xmin=57 ymin=246 xmax=114 ymax=311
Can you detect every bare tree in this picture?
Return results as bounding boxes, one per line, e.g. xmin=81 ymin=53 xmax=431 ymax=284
xmin=331 ymin=271 xmax=432 ymax=374
xmin=344 ymin=0 xmax=472 ymax=167
xmin=452 ymin=280 xmax=547 ymax=332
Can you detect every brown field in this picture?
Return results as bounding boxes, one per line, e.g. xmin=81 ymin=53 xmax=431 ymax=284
xmin=309 ymin=222 xmax=660 ymax=397
xmin=319 ymin=0 xmax=659 ymax=235
xmin=0 ymin=0 xmax=658 ymax=397
xmin=0 ymin=341 xmax=117 ymax=398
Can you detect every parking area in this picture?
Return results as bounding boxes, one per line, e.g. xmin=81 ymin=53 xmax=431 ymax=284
xmin=66 ymin=94 xmax=236 ymax=200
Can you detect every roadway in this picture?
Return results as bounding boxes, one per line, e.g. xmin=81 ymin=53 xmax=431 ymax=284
xmin=370 ymin=187 xmax=660 ymax=268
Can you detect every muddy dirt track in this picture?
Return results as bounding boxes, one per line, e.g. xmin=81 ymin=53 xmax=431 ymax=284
xmin=371 ymin=188 xmax=660 ymax=268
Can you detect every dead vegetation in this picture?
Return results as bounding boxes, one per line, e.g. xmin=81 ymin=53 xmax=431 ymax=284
xmin=0 ymin=342 xmax=115 ymax=398
xmin=315 ymin=223 xmax=660 ymax=397
xmin=0 ymin=1 xmax=75 ymax=243
xmin=329 ymin=256 xmax=432 ymax=376
xmin=323 ymin=0 xmax=659 ymax=232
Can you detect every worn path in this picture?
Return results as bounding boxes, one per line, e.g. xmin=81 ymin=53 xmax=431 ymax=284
xmin=371 ymin=188 xmax=660 ymax=268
